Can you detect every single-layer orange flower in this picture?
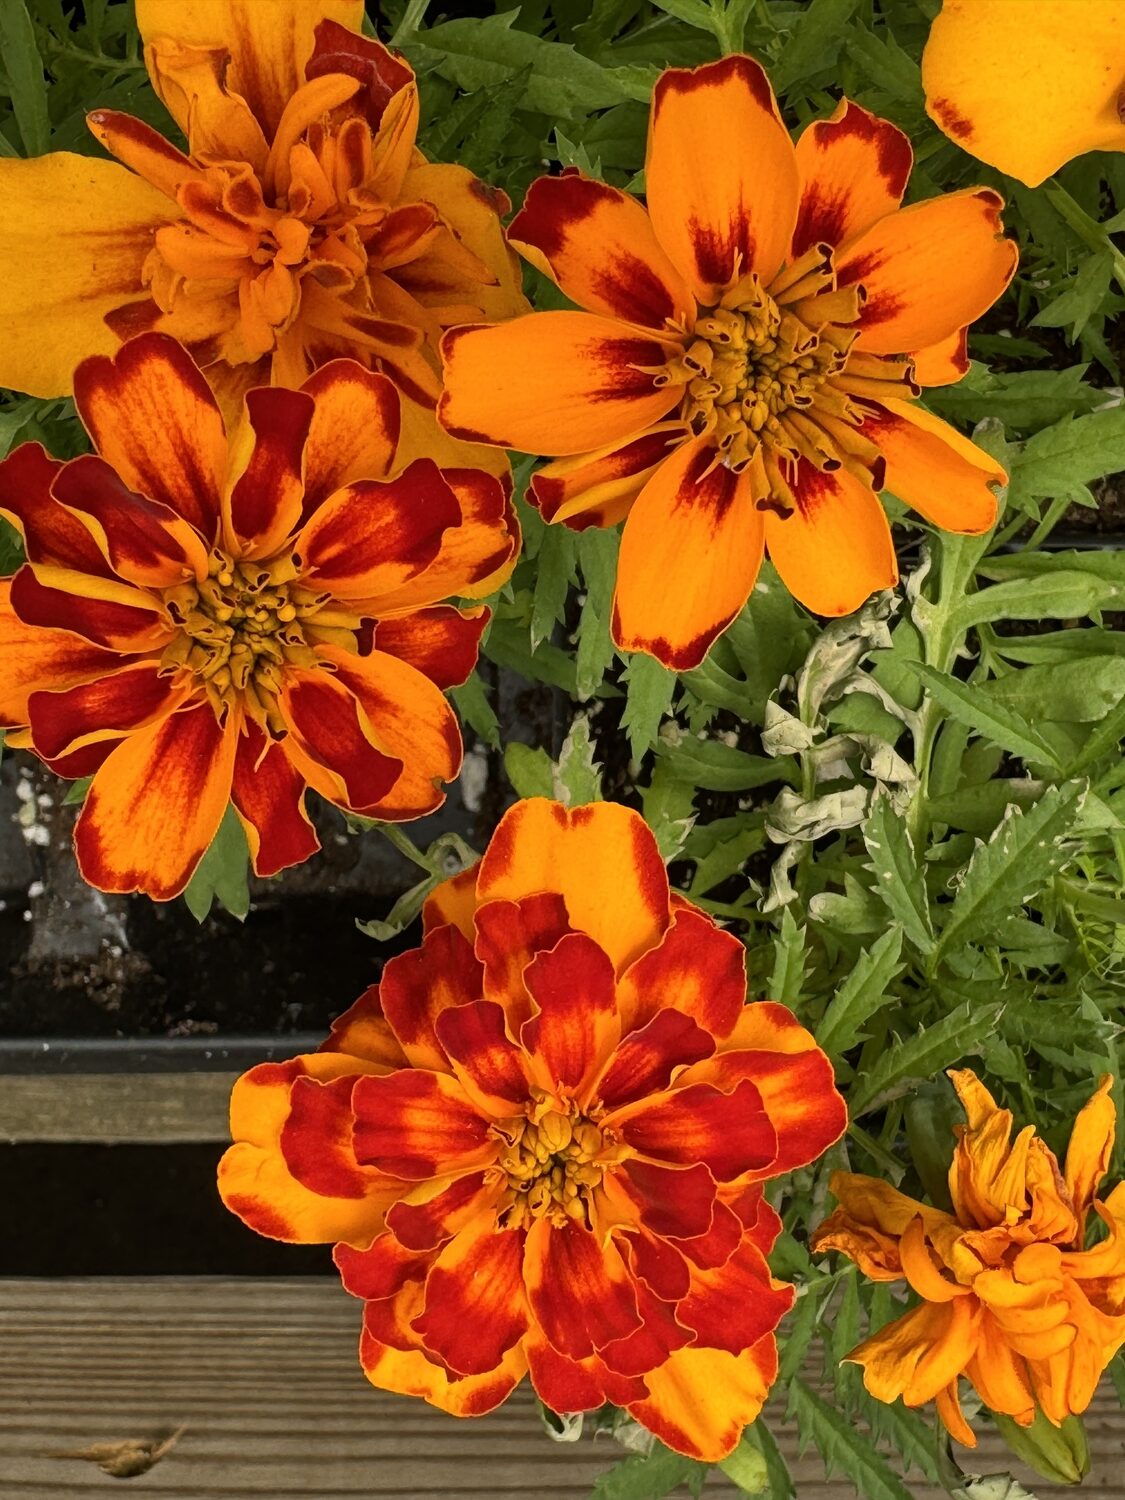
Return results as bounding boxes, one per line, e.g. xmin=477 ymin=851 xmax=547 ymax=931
xmin=812 ymin=1070 xmax=1125 ymax=1446
xmin=439 ymin=55 xmax=1018 ymax=669
xmin=0 ymin=332 xmax=519 ymax=900
xmin=219 ymin=797 xmax=847 ymax=1460
xmin=923 ymin=0 xmax=1125 ymax=187
xmin=0 ymin=0 xmax=525 ymax=465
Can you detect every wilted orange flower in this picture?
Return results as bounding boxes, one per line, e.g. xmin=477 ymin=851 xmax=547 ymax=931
xmin=812 ymin=1070 xmax=1125 ymax=1446
xmin=923 ymin=0 xmax=1125 ymax=186
xmin=0 ymin=332 xmax=519 ymax=900
xmin=439 ymin=55 xmax=1018 ymax=669
xmin=0 ymin=0 xmax=525 ymax=459
xmin=220 ymin=797 xmax=847 ymax=1460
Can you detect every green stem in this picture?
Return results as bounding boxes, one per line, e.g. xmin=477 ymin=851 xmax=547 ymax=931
xmin=1045 ymin=181 xmax=1125 ymax=294
xmin=41 ymin=37 xmax=144 ymax=71
xmin=391 ymin=0 xmax=430 ymax=44
xmin=377 ymin=823 xmax=442 ymax=876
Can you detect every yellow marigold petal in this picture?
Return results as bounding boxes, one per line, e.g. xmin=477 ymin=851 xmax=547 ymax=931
xmin=134 ymin=0 xmax=365 ymax=139
xmin=646 ymin=55 xmax=800 ymax=302
xmin=403 ymin=161 xmax=529 ymax=325
xmin=625 ymin=1340 xmax=778 ymax=1462
xmin=0 ymin=154 xmax=179 ymax=399
xmin=1065 ymin=1075 xmax=1117 ymax=1228
xmin=922 ymin=0 xmax=1125 ymax=187
xmin=476 ymin=798 xmax=671 ymax=975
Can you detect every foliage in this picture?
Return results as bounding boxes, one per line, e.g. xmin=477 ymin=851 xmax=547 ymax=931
xmin=3 ymin=0 xmax=1124 ymax=1496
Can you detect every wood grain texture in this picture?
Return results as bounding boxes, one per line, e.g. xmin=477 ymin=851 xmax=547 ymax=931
xmin=0 ymin=1073 xmax=236 ymax=1143
xmin=1 ymin=1279 xmax=1122 ymax=1498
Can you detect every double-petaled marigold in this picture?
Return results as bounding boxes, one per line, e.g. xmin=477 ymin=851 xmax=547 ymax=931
xmin=812 ymin=1070 xmax=1125 ymax=1445
xmin=923 ymin=0 xmax=1125 ymax=187
xmin=219 ymin=798 xmax=847 ymax=1460
xmin=0 ymin=0 xmax=525 ymax=462
xmin=0 ymin=332 xmax=519 ymax=900
xmin=439 ymin=55 xmax=1018 ymax=669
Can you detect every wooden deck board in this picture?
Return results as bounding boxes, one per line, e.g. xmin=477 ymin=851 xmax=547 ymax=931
xmin=0 ymin=1280 xmax=1122 ymax=1497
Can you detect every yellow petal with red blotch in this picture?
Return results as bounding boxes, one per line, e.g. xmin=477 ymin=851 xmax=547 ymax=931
xmin=51 ymin=454 xmax=209 ymax=590
xmin=472 ymin=893 xmax=574 ymax=1033
xmin=396 ymin=391 xmax=512 ymax=485
xmin=0 ymin=580 xmax=125 ymax=729
xmin=510 ymin=171 xmax=695 ymax=330
xmin=379 ymin=924 xmax=483 ymax=1072
xmin=134 ymin=0 xmax=364 ymax=138
xmin=74 ymin=699 xmax=235 ymax=899
xmin=219 ymin=1051 xmax=393 ymax=1245
xmin=352 ymin=1069 xmax=495 ymax=1181
xmin=1065 ymin=1075 xmax=1116 ymax=1229
xmin=322 ymin=984 xmax=410 ymax=1069
xmin=298 ymin=361 xmax=400 ymax=517
xmin=413 ymin=1218 xmax=529 ymax=1377
xmin=223 ymin=387 xmax=314 ymax=559
xmin=522 ymin=932 xmax=621 ymax=1099
xmin=594 ymin=1009 xmax=715 ymax=1113
xmin=0 ymin=443 xmax=112 ymax=576
xmin=0 ymin=153 xmax=180 ymax=400
xmin=626 ymin=1339 xmax=778 ymax=1462
xmin=12 ymin=564 xmax=173 ymax=653
xmin=617 ymin=904 xmax=746 ymax=1039
xmin=911 ymin=328 xmax=970 ymax=388
xmin=613 ymin=435 xmax=764 ymax=671
xmin=86 ymin=108 xmax=197 ymax=198
xmin=646 ymin=55 xmax=799 ymax=303
xmin=368 ymin=469 xmax=519 ymax=616
xmin=793 ymin=98 xmax=913 ymax=257
xmin=677 ymin=1238 xmax=794 ymax=1355
xmin=861 ymin=397 xmax=1002 ymax=535
xmin=74 ymin=332 xmax=228 ymax=543
xmin=27 ymin=660 xmax=190 ymax=762
xmin=764 ymin=462 xmax=896 ymax=617
xmin=231 ymin=717 xmax=319 ymax=878
xmin=477 ymin=798 xmax=670 ymax=975
xmin=608 ymin=1078 xmax=778 ymax=1182
xmin=530 ymin=424 xmax=686 ymax=531
xmin=386 ymin=1171 xmax=503 ymax=1253
xmin=294 ymin=460 xmax=459 ymax=600
xmin=435 ymin=1001 xmax=531 ymax=1118
xmin=837 ymin=188 xmax=1018 ymax=356
xmin=922 ymin=0 xmax=1125 ymax=187
xmin=526 ymin=1329 xmax=648 ymax=1414
xmin=314 ymin=646 xmax=462 ymax=821
xmin=359 ymin=1307 xmax=527 ymax=1416
xmin=402 ymin=161 xmax=528 ymax=325
xmin=373 ymin=606 xmax=488 ymax=691
xmin=423 ymin=863 xmax=480 ymax=940
xmin=277 ymin=665 xmax=404 ymax=814
xmin=439 ymin=313 xmax=679 ymax=458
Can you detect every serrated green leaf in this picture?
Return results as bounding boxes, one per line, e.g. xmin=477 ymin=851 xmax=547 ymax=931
xmin=530 ymin=524 xmax=577 ymax=651
xmin=862 ymin=796 xmax=934 ymax=954
xmin=183 ymin=805 xmax=250 ymax=923
xmin=591 ymin=1444 xmax=709 ymax=1500
xmin=816 ymin=926 xmax=903 ymax=1058
xmin=772 ymin=0 xmax=860 ymax=91
xmin=0 ymin=0 xmax=50 ymax=155
xmin=849 ymin=1000 xmax=1003 ymax=1116
xmin=449 ymin=671 xmax=499 ymax=749
xmin=936 ymin=781 xmax=1087 ymax=955
xmin=906 ymin=661 xmax=1063 ymax=770
xmin=977 ymin=657 xmax=1125 ymax=724
xmin=504 ymin=741 xmax=553 ymax=799
xmin=956 ymin=569 xmax=1118 ymax=630
xmin=789 ymin=1379 xmax=913 ymax=1500
xmin=620 ymin=652 xmax=676 ymax=762
xmin=927 ymin=363 xmax=1100 ymax=433
xmin=1009 ymin=404 xmax=1125 ymax=502
xmin=768 ymin=907 xmax=807 ymax=1006
xmin=553 ymin=715 xmax=602 ymax=806
xmin=658 ymin=734 xmax=794 ymax=792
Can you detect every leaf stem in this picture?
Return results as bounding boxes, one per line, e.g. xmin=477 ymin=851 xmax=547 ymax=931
xmin=392 ymin=0 xmax=430 ymax=45
xmin=1045 ymin=181 xmax=1125 ymax=294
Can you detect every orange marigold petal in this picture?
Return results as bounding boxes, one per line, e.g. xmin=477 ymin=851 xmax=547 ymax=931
xmin=0 ymin=443 xmax=112 ymax=575
xmin=413 ymin=1219 xmax=528 ymax=1376
xmin=473 ymin=893 xmax=574 ymax=1033
xmin=223 ymin=386 xmax=314 ymax=558
xmin=609 ymin=1079 xmax=777 ymax=1182
xmin=617 ymin=904 xmax=746 ymax=1039
xmin=0 ymin=579 xmax=124 ymax=728
xmin=372 ymin=605 xmax=487 ymax=691
xmin=27 ymin=660 xmax=188 ymax=763
xmin=764 ymin=462 xmax=897 ymax=617
xmin=625 ymin=1339 xmax=778 ymax=1462
xmin=861 ymin=398 xmax=1002 ymax=535
xmin=646 ymin=55 xmax=799 ymax=301
xmin=352 ymin=1070 xmax=494 ymax=1182
xmin=230 ymin=717 xmax=319 ymax=878
xmin=530 ymin=425 xmax=685 ymax=531
xmin=379 ymin=924 xmax=483 ymax=1072
xmin=911 ymin=328 xmax=970 ymax=388
xmin=793 ymin=98 xmax=912 ymax=258
xmin=522 ymin=932 xmax=621 ymax=1097
xmin=278 ymin=665 xmax=403 ymax=813
xmin=613 ymin=437 xmax=764 ymax=671
xmin=298 ymin=360 xmax=400 ymax=516
xmin=358 ymin=1305 xmax=527 ymax=1416
xmin=524 ymin=1217 xmax=642 ymax=1361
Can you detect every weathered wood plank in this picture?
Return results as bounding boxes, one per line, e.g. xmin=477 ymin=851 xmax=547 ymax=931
xmin=0 ymin=1280 xmax=1122 ymax=1497
xmin=0 ymin=1073 xmax=236 ymax=1143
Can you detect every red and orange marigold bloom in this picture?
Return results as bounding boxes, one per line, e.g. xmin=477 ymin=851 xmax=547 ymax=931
xmin=923 ymin=0 xmax=1125 ymax=187
xmin=812 ymin=1070 xmax=1125 ymax=1446
xmin=219 ymin=797 xmax=847 ymax=1460
xmin=0 ymin=0 xmax=525 ymax=466
xmin=439 ymin=55 xmax=1018 ymax=669
xmin=0 ymin=332 xmax=519 ymax=900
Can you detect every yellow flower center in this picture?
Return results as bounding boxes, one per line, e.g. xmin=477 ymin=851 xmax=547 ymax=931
xmin=494 ymin=1104 xmax=615 ymax=1230
xmin=162 ymin=552 xmax=324 ymax=728
xmin=657 ymin=245 xmax=917 ymax=514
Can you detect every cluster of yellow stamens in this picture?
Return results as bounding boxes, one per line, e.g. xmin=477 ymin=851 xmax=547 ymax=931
xmin=494 ymin=1101 xmax=616 ymax=1230
xmin=162 ymin=553 xmax=325 ymax=728
xmin=656 ymin=245 xmax=917 ymax=513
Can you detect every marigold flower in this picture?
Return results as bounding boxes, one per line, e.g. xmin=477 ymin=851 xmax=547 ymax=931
xmin=219 ymin=797 xmax=847 ymax=1460
xmin=0 ymin=332 xmax=519 ymax=900
xmin=0 ymin=0 xmax=525 ymax=464
xmin=812 ymin=1070 xmax=1125 ymax=1446
xmin=923 ymin=0 xmax=1125 ymax=186
xmin=438 ymin=56 xmax=1018 ymax=669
